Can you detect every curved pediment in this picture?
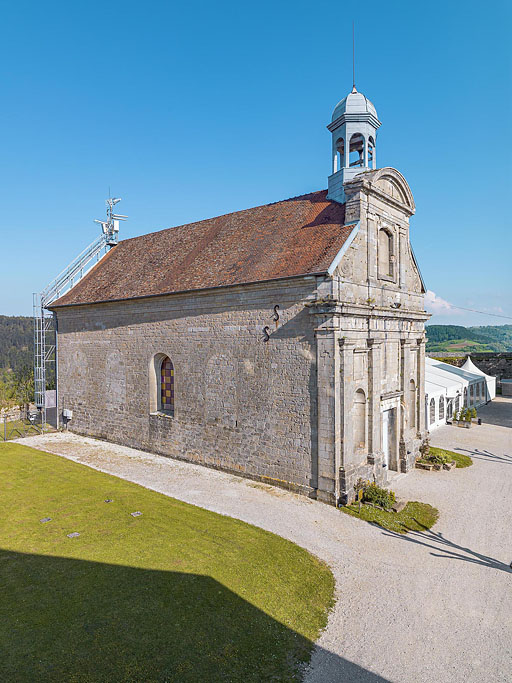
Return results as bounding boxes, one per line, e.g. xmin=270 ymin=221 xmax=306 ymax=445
xmin=369 ymin=168 xmax=415 ymax=214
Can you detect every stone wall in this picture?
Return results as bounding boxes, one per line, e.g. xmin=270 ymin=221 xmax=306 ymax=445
xmin=56 ymin=277 xmax=322 ymax=497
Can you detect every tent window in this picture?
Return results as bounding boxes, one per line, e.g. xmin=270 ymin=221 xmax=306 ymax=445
xmin=439 ymin=396 xmax=445 ymax=420
xmin=429 ymin=398 xmax=436 ymax=425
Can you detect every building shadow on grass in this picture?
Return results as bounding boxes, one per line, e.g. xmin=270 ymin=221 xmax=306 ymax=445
xmin=454 ymin=446 xmax=512 ymax=465
xmin=381 ymin=527 xmax=512 ymax=574
xmin=0 ymin=548 xmax=389 ymax=683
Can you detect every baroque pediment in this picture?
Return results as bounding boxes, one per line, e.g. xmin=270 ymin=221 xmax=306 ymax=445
xmin=345 ymin=167 xmax=415 ymax=215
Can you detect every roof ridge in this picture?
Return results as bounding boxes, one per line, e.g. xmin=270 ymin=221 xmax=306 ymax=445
xmin=121 ymin=189 xmax=329 ymax=244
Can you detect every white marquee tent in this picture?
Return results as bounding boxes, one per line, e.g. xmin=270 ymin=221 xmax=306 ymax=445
xmin=461 ymin=356 xmax=496 ymax=400
xmin=425 ymin=357 xmax=491 ymax=431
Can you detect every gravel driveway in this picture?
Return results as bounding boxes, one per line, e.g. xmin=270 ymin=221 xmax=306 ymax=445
xmin=23 ymin=398 xmax=512 ymax=682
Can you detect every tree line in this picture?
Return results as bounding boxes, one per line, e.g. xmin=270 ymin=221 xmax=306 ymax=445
xmin=0 ymin=315 xmax=33 ymax=371
xmin=0 ymin=316 xmax=35 ymax=411
xmin=426 ymin=324 xmax=512 ymax=352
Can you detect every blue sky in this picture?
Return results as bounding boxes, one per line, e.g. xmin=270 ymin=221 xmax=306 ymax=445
xmin=0 ymin=0 xmax=510 ymax=325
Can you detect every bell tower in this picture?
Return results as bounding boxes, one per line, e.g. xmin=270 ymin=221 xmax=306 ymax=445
xmin=327 ymin=86 xmax=381 ymax=204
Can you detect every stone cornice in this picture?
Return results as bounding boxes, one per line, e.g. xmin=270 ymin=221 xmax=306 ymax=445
xmin=346 ymin=179 xmax=414 ymax=217
xmin=307 ymin=299 xmax=429 ymax=322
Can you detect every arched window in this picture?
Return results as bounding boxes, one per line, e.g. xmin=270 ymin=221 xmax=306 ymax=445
xmin=160 ymin=356 xmax=174 ymax=414
xmin=409 ymin=379 xmax=416 ymax=429
xmin=455 ymin=396 xmax=460 ymax=414
xmin=368 ymin=136 xmax=375 ymax=169
xmin=378 ymin=229 xmax=394 ymax=279
xmin=439 ymin=396 xmax=445 ymax=421
xmin=463 ymin=387 xmax=468 ymax=406
xmin=334 ymin=137 xmax=344 ymax=172
xmin=429 ymin=398 xmax=436 ymax=425
xmin=349 ymin=133 xmax=364 ymax=167
xmin=353 ymin=389 xmax=366 ymax=450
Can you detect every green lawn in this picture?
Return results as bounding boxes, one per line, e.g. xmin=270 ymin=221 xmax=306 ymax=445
xmin=0 ymin=418 xmax=51 ymax=441
xmin=342 ymin=501 xmax=439 ymax=534
xmin=428 ymin=446 xmax=473 ymax=468
xmin=0 ymin=443 xmax=335 ymax=682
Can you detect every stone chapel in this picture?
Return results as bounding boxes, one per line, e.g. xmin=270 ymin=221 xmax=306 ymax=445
xmin=50 ymin=85 xmax=429 ymax=505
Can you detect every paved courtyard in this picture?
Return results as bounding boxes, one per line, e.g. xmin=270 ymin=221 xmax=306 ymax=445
xmin=24 ymin=398 xmax=512 ymax=682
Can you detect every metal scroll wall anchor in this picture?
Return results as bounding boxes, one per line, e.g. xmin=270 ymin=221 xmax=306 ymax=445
xmin=263 ymin=305 xmax=280 ymax=342
xmin=272 ymin=305 xmax=280 ymax=325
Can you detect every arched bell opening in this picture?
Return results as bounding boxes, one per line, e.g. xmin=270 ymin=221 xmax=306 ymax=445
xmin=349 ymin=133 xmax=365 ymax=168
xmin=368 ymin=136 xmax=376 ymax=169
xmin=333 ymin=137 xmax=344 ymax=173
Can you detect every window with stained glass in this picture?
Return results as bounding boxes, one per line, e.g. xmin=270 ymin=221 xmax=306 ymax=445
xmin=160 ymin=357 xmax=174 ymax=413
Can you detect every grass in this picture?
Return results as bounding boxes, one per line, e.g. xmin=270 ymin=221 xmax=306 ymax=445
xmin=342 ymin=501 xmax=439 ymax=534
xmin=0 ymin=443 xmax=335 ymax=682
xmin=429 ymin=446 xmax=473 ymax=468
xmin=0 ymin=418 xmax=52 ymax=441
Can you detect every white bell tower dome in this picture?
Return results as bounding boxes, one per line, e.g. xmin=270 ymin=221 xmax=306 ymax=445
xmin=327 ymin=86 xmax=382 ymax=203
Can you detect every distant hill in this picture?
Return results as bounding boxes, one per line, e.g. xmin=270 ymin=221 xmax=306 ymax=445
xmin=426 ymin=324 xmax=512 ymax=353
xmin=0 ymin=316 xmax=33 ymax=371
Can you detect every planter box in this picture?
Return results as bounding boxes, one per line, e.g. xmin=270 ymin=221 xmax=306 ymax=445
xmin=443 ymin=461 xmax=456 ymax=471
xmin=416 ymin=462 xmax=434 ymax=471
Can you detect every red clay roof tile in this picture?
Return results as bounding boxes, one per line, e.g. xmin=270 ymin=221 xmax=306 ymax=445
xmin=51 ymin=190 xmax=353 ymax=307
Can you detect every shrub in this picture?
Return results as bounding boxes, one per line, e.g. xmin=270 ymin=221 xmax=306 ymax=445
xmin=362 ymin=482 xmax=396 ymax=510
xmin=471 ymin=407 xmax=477 ymax=419
xmin=422 ymin=451 xmax=451 ymax=465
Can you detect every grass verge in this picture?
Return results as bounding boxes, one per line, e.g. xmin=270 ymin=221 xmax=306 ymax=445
xmin=0 ymin=442 xmax=335 ymax=682
xmin=429 ymin=445 xmax=473 ymax=468
xmin=342 ymin=501 xmax=439 ymax=534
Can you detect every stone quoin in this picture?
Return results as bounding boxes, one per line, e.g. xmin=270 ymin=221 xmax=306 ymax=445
xmin=49 ymin=85 xmax=429 ymax=505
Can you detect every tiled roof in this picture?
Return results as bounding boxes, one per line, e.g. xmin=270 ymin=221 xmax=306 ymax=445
xmin=51 ymin=190 xmax=353 ymax=308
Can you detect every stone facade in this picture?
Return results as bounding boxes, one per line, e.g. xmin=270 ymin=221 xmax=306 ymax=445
xmin=54 ymin=167 xmax=429 ymax=506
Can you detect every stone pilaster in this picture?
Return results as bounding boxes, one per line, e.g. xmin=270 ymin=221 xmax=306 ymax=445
xmin=399 ymin=339 xmax=413 ymax=472
xmin=314 ymin=326 xmax=341 ymax=505
xmin=417 ymin=337 xmax=427 ymax=439
xmin=368 ymin=338 xmax=383 ymax=458
xmin=338 ymin=338 xmax=357 ymax=504
xmin=399 ymin=226 xmax=408 ymax=290
xmin=366 ymin=212 xmax=378 ymax=286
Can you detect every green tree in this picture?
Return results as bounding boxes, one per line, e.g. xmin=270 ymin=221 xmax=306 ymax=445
xmin=12 ymin=366 xmax=34 ymax=414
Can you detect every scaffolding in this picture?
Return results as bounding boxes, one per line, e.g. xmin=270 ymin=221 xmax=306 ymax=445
xmin=33 ymin=198 xmax=127 ymax=426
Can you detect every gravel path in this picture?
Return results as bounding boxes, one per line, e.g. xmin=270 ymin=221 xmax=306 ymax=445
xmin=22 ymin=399 xmax=512 ymax=682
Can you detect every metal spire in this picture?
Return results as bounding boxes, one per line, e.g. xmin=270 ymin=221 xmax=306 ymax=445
xmin=352 ymin=21 xmax=357 ymax=92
